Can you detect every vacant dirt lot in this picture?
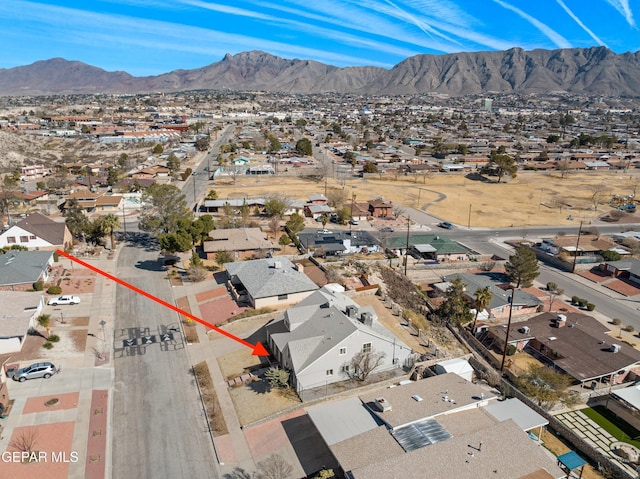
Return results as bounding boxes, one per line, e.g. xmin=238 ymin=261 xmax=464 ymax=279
xmin=212 ymin=170 xmax=640 ymax=227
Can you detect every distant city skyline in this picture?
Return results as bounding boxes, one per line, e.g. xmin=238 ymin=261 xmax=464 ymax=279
xmin=2 ymin=0 xmax=638 ymax=76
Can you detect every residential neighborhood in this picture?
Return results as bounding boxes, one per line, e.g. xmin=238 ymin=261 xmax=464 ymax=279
xmin=0 ymin=88 xmax=639 ymax=479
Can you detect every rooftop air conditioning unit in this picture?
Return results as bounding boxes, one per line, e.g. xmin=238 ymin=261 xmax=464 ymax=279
xmin=520 ymin=326 xmax=530 ymax=334
xmin=375 ymin=397 xmax=392 ymax=412
xmin=361 ymin=312 xmax=374 ymax=326
xmin=555 ymin=314 xmax=567 ymax=328
xmin=345 ymin=305 xmax=358 ymax=318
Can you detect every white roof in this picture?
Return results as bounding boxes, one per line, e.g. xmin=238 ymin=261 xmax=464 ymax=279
xmin=306 ymin=397 xmax=380 ymax=446
xmin=484 ymin=398 xmax=548 ymax=432
xmin=613 ymin=383 xmax=640 ymax=409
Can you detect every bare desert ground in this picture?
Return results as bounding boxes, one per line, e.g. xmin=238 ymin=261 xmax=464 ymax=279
xmin=212 ymin=169 xmax=640 ymax=228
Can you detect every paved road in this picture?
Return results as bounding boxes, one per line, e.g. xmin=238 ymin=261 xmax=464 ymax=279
xmin=398 ymin=213 xmax=640 ymax=326
xmin=111 ymin=238 xmax=218 ymax=479
xmin=183 ymin=125 xmax=235 ymax=210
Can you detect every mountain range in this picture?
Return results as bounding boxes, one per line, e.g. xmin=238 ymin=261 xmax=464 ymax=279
xmin=0 ymin=47 xmax=639 ymax=97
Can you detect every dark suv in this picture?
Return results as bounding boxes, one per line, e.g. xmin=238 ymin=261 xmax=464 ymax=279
xmin=12 ymin=362 xmax=58 ymax=382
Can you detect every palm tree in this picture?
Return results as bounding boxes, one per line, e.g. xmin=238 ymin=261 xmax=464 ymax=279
xmin=471 ymin=287 xmax=492 ymax=335
xmin=99 ymin=213 xmax=120 ymax=250
xmin=320 ymin=213 xmax=330 ymax=229
xmin=36 ymin=314 xmax=51 ymax=338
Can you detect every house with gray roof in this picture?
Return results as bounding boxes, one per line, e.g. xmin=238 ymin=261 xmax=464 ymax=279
xmin=0 ymin=250 xmax=55 ymax=291
xmin=439 ymin=272 xmax=543 ymax=320
xmin=266 ymin=286 xmax=413 ymax=393
xmin=224 ymin=257 xmax=318 ymax=308
xmin=601 ymin=258 xmax=640 ymax=285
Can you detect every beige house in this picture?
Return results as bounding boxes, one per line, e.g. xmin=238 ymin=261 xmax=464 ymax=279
xmin=203 ymin=227 xmax=278 ymax=260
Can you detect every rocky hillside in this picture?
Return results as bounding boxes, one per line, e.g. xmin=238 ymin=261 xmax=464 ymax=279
xmin=0 ymin=47 xmax=639 ymax=96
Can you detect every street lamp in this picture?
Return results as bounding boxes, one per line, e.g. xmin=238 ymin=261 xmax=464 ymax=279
xmin=500 ymin=286 xmax=516 ymax=373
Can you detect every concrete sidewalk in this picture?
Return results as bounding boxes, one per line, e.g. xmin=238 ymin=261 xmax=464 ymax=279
xmin=171 ymin=276 xmax=258 ymax=476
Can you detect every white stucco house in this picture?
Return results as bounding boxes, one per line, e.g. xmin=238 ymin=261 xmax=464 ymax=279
xmin=0 ymin=213 xmax=72 ymax=251
xmin=266 ymin=286 xmax=414 ymax=393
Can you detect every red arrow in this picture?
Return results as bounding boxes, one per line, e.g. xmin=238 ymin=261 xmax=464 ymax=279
xmin=56 ymin=250 xmax=269 ymax=356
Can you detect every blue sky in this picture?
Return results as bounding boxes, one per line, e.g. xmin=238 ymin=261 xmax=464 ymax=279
xmin=2 ymin=0 xmax=638 ymax=76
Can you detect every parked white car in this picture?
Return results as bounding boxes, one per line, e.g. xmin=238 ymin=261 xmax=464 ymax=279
xmin=48 ymin=295 xmax=81 ymax=306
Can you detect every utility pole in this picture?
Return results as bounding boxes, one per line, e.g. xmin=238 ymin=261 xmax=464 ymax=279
xmin=500 ymin=287 xmax=516 ymax=373
xmin=404 ymin=215 xmax=411 ymax=276
xmin=121 ymin=200 xmax=127 ymax=240
xmin=468 ymin=203 xmax=472 ymax=229
xmin=571 ymin=220 xmax=584 ymax=273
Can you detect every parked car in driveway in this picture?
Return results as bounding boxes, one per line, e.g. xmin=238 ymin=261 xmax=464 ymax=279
xmin=48 ymin=295 xmax=81 ymax=306
xmin=12 ymin=362 xmax=58 ymax=382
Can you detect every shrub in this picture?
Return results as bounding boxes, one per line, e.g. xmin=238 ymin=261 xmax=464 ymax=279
xmin=623 ymin=325 xmax=635 ymax=333
xmin=612 ymin=318 xmax=622 ymax=326
xmin=571 ymin=296 xmax=580 ymax=305
xmin=546 ymin=282 xmax=557 ymax=292
xmin=33 ymin=281 xmax=44 ymax=291
xmin=586 ymin=303 xmax=596 ymax=311
xmin=577 ymin=298 xmax=589 ymax=308
xmin=506 ymin=344 xmax=517 ymax=356
xmin=43 ymin=342 xmax=54 ymax=349
xmin=47 ymin=286 xmax=62 ymax=295
xmin=47 ymin=334 xmax=60 ymax=343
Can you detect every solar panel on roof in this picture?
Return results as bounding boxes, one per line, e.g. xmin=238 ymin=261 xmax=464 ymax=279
xmin=391 ymin=418 xmax=452 ymax=452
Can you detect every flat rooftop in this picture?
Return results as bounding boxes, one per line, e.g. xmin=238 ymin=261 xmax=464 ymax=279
xmin=359 ymin=373 xmax=497 ymax=429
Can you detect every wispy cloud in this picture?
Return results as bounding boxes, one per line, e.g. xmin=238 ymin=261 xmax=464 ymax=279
xmin=1 ymin=1 xmax=381 ymax=68
xmin=604 ymin=0 xmax=636 ymax=28
xmin=493 ymin=0 xmax=572 ymax=48
xmin=555 ymin=0 xmax=608 ymax=47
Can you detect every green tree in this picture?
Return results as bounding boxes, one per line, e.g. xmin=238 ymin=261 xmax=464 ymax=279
xmin=516 ymin=364 xmax=574 ymax=409
xmin=190 ymin=250 xmax=204 ymax=268
xmin=159 ymin=231 xmax=193 ymax=253
xmin=264 ymin=197 xmax=287 ymax=217
xmin=215 ymin=250 xmax=233 ymax=267
xmin=167 ymin=153 xmax=181 ymax=176
xmin=489 ymin=153 xmax=518 ymax=183
xmin=433 ymin=276 xmax=473 ymax=325
xmin=546 ymin=134 xmax=560 ymax=143
xmin=36 ymin=314 xmax=52 ymax=338
xmin=295 ymin=137 xmax=313 ymax=156
xmin=362 ymin=161 xmax=378 ymax=173
xmin=207 ymin=189 xmax=218 ymax=200
xmin=471 ymin=286 xmax=492 ymax=334
xmin=505 ymin=245 xmax=540 ymax=288
xmin=139 ymin=184 xmax=192 ymax=235
xmin=279 ymin=234 xmax=292 ymax=246
xmin=601 ymin=250 xmax=621 ymax=262
xmin=336 ymin=206 xmax=350 ymax=225
xmin=195 ymin=137 xmax=210 ymax=151
xmin=152 ymin=144 xmax=164 ymax=155
xmin=265 ymin=367 xmax=289 ymax=388
xmin=285 ymin=213 xmax=305 ymax=235
xmin=189 ymin=215 xmax=215 ymax=245
xmin=64 ymin=198 xmax=92 ymax=238
xmin=106 ymin=167 xmax=120 ymax=186
xmin=95 ymin=213 xmax=120 ymax=250
xmin=266 ymin=133 xmax=281 ymax=153
xmin=36 ymin=181 xmax=46 ymax=191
